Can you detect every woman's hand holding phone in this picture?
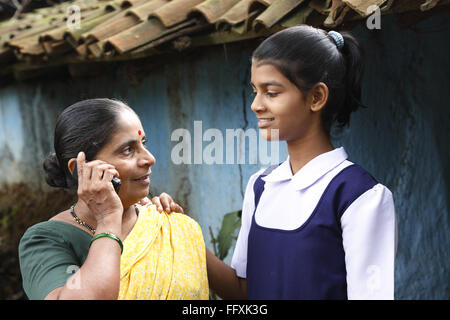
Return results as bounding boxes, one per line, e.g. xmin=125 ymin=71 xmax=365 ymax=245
xmin=75 ymin=151 xmax=123 ymax=234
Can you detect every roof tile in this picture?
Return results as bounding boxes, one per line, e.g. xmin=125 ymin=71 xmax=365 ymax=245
xmin=105 ymin=18 xmax=166 ymax=53
xmin=0 ymin=0 xmax=449 ymax=80
xmin=191 ymin=0 xmax=242 ymax=23
xmin=254 ymin=0 xmax=305 ymax=29
xmin=127 ymin=0 xmax=170 ymax=21
xmin=343 ymin=0 xmax=391 ymax=16
xmin=216 ymin=0 xmax=254 ymax=26
xmin=150 ymin=0 xmax=204 ymax=27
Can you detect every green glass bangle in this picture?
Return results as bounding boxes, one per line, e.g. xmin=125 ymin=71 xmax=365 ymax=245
xmin=90 ymin=232 xmax=123 ymax=254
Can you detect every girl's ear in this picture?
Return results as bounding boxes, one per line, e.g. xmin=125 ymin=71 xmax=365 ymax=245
xmin=309 ymin=82 xmax=329 ymax=113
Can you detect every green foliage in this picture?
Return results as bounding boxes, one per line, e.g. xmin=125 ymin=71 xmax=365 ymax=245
xmin=209 ymin=210 xmax=242 ymax=300
xmin=0 ymin=205 xmax=20 ymax=228
xmin=214 ymin=210 xmax=242 ymax=261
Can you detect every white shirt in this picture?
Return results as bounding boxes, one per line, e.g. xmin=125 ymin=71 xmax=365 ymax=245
xmin=231 ymin=147 xmax=397 ymax=300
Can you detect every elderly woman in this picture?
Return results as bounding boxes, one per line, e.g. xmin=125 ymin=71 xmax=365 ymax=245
xmin=18 ymin=98 xmax=209 ymax=300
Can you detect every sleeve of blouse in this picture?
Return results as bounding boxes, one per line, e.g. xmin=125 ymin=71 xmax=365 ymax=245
xmin=230 ymin=169 xmax=264 ymax=278
xmin=341 ymin=183 xmax=397 ymax=300
xmin=18 ymin=224 xmax=81 ymax=300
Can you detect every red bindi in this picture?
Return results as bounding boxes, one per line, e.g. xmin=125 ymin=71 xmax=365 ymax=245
xmin=138 ymin=130 xmax=141 ymax=135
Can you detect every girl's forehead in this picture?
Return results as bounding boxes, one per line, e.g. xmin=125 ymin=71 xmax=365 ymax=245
xmin=251 ymin=63 xmax=287 ymax=84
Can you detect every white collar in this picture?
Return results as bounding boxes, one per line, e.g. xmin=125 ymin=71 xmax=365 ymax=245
xmin=262 ymin=147 xmax=348 ymax=191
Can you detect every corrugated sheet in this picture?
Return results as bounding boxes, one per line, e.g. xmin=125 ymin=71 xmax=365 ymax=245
xmin=0 ymin=0 xmax=449 ymax=80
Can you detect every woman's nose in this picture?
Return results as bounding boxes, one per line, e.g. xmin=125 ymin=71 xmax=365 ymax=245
xmin=140 ymin=149 xmax=156 ymax=167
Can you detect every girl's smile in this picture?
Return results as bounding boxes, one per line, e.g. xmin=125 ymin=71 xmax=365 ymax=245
xmin=250 ymin=61 xmax=313 ymax=142
xmin=257 ymin=117 xmax=276 ymax=128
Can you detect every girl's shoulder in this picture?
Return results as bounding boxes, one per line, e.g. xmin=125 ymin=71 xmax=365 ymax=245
xmin=248 ymin=163 xmax=282 ymax=187
xmin=331 ymin=161 xmax=394 ymax=207
xmin=244 ymin=168 xmax=267 ymax=196
xmin=336 ymin=161 xmax=379 ymax=185
xmin=250 ymin=167 xmax=267 ymax=182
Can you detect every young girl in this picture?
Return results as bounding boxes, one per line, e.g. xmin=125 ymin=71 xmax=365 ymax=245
xmin=201 ymin=25 xmax=397 ymax=300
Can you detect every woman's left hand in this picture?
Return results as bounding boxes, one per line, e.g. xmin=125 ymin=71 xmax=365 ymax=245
xmin=151 ymin=192 xmax=184 ymax=214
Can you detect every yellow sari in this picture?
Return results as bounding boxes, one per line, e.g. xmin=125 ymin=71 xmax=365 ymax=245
xmin=118 ymin=204 xmax=209 ymax=300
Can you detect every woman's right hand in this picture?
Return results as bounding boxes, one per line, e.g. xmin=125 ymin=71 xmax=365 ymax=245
xmin=76 ymin=151 xmax=123 ymax=229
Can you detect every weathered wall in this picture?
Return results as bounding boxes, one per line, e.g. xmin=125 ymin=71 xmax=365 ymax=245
xmin=340 ymin=12 xmax=450 ymax=299
xmin=0 ymin=11 xmax=448 ymax=299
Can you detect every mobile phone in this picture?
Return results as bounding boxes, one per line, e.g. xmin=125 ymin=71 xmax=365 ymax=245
xmin=72 ymin=162 xmax=121 ymax=193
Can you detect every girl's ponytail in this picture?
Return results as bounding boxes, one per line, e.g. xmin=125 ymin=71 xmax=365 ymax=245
xmin=337 ymin=31 xmax=365 ymax=127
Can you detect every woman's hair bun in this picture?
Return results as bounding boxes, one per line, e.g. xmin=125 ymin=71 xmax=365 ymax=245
xmin=43 ymin=152 xmax=67 ymax=188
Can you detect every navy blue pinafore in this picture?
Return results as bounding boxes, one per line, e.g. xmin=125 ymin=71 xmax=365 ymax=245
xmin=246 ymin=164 xmax=377 ymax=299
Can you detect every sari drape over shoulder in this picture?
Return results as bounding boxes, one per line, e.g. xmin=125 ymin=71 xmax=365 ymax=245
xmin=118 ymin=204 xmax=209 ymax=300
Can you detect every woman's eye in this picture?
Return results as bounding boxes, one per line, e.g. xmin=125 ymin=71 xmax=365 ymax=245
xmin=266 ymin=91 xmax=279 ymax=98
xmin=123 ymin=147 xmax=134 ymax=155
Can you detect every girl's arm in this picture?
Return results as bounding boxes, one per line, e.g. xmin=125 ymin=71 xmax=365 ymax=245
xmin=206 ymin=248 xmax=247 ymax=299
xmin=207 ymin=171 xmax=263 ymax=300
xmin=151 ymin=194 xmax=247 ymax=299
xmin=341 ymin=184 xmax=397 ymax=300
xmin=152 ymin=171 xmax=262 ymax=300
xmin=153 ymin=194 xmax=247 ymax=299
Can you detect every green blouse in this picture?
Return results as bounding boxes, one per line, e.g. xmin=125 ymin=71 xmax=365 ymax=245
xmin=18 ymin=221 xmax=91 ymax=300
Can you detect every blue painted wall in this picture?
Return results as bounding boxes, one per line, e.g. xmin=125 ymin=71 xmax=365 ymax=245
xmin=339 ymin=12 xmax=450 ymax=299
xmin=0 ymin=11 xmax=448 ymax=299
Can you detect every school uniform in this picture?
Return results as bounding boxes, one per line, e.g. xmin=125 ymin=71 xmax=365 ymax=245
xmin=231 ymin=147 xmax=397 ymax=300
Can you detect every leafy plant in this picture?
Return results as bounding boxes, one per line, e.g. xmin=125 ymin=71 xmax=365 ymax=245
xmin=208 ymin=210 xmax=242 ymax=300
xmin=217 ymin=210 xmax=241 ymax=260
xmin=209 ymin=210 xmax=242 ymax=260
xmin=0 ymin=205 xmax=20 ymax=228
